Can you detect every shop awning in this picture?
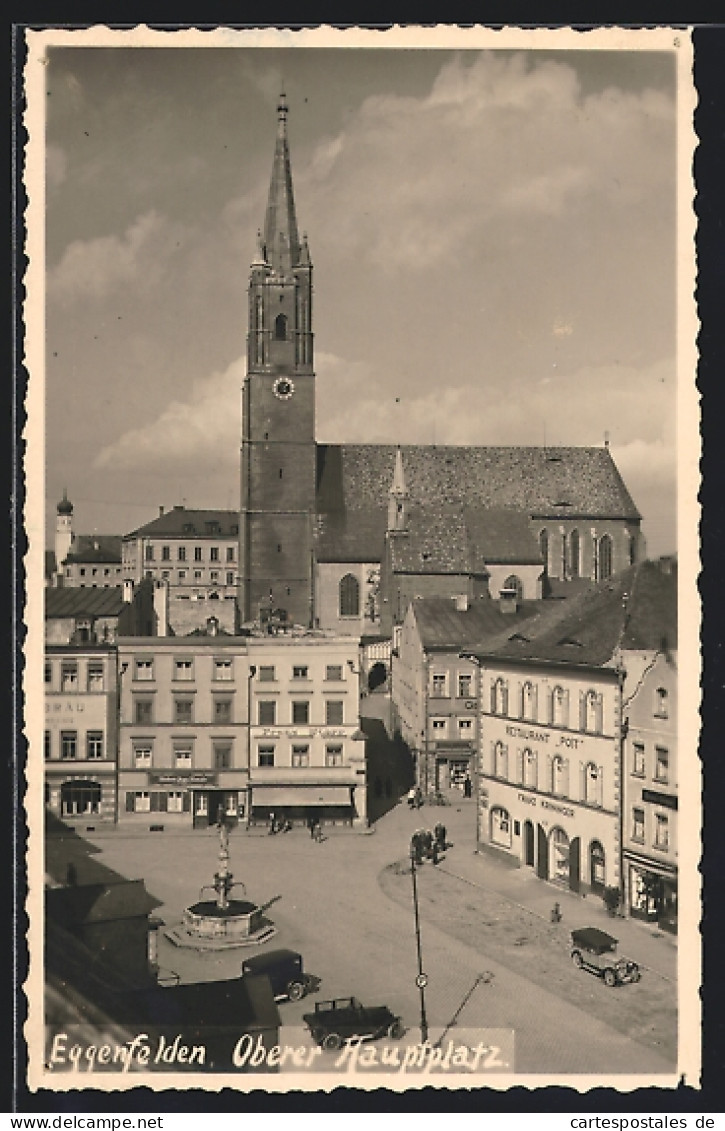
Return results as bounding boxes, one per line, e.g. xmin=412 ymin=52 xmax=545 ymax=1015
xmin=251 ymin=785 xmax=352 ymax=808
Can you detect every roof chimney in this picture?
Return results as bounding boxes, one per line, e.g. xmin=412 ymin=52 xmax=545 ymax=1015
xmin=159 ymin=505 xmax=164 ymax=517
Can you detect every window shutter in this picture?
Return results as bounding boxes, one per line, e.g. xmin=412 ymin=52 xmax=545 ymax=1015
xmin=597 ymin=766 xmax=604 ymax=807
xmin=549 ymin=690 xmax=555 ymax=726
xmin=562 ymin=757 xmax=569 ymax=798
xmin=125 ymin=792 xmax=134 ymax=813
xmin=579 ymin=761 xmax=586 ymax=802
xmin=490 ymin=681 xmax=496 ymax=713
xmin=533 ymin=685 xmax=538 ymax=722
xmin=579 ymin=692 xmax=586 ymax=731
xmin=150 ymin=792 xmax=160 ymax=812
xmin=516 ymin=747 xmax=524 ymax=784
xmin=502 ymin=683 xmax=509 ymax=716
xmin=183 ymin=791 xmax=191 ymax=812
xmin=159 ymin=792 xmax=168 ymax=812
xmin=546 ymin=752 xmax=553 ymax=791
xmin=596 ymin=694 xmax=604 ymax=735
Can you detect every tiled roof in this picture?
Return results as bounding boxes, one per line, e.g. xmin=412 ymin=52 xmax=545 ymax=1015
xmin=65 ymin=535 xmax=122 ymax=564
xmin=315 ymin=508 xmax=387 ymax=563
xmin=477 ymin=561 xmax=676 ymax=668
xmin=45 ymin=587 xmax=126 ymax=619
xmin=126 ymin=508 xmax=239 ymax=539
xmin=316 ymin=444 xmax=640 ymax=520
xmin=412 ymin=597 xmax=541 ymax=652
xmin=464 ymin=508 xmax=543 ymax=566
xmin=390 ymin=507 xmax=472 ymax=574
xmin=46 ymin=880 xmax=160 ymax=927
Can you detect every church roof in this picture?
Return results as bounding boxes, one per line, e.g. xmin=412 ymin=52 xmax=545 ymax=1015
xmin=126 ymin=507 xmax=239 ymax=539
xmin=315 ymin=508 xmax=387 ymax=563
xmin=316 ymin=443 xmax=640 ymax=520
xmin=389 ymin=506 xmax=477 ymax=575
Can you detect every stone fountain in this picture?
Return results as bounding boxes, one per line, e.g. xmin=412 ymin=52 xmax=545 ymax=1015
xmin=165 ymin=814 xmax=276 ymax=950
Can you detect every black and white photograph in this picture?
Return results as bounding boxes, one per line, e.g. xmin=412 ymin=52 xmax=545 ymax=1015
xmin=22 ymin=24 xmax=700 ymax=1093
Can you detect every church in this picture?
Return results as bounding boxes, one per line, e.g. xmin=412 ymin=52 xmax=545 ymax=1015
xmin=239 ymin=95 xmax=644 ymax=639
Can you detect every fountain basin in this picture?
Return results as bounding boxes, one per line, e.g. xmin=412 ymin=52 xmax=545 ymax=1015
xmin=182 ymin=898 xmax=263 ymax=940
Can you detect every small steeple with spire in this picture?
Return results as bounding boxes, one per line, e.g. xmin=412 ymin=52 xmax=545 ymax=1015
xmin=387 ymin=446 xmax=408 ymax=533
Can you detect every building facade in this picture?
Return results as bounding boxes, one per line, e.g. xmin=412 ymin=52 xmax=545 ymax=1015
xmin=622 ymin=649 xmax=678 ymax=931
xmin=117 ymin=632 xmax=365 ymax=828
xmin=477 ymin=657 xmax=622 ymax=895
xmin=122 ymin=506 xmax=240 ymax=633
xmin=44 ymin=645 xmax=119 ymax=822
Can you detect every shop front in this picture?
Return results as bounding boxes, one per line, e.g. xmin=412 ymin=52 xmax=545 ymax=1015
xmin=480 ymin=782 xmax=617 ymax=895
xmin=249 ymin=783 xmax=357 ymax=828
xmin=625 ymin=850 xmax=678 ymax=933
xmin=46 ymin=766 xmax=116 ymax=824
xmin=433 ymin=742 xmax=474 ymax=796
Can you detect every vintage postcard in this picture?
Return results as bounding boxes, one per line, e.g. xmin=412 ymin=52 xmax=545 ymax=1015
xmin=21 ymin=24 xmax=700 ymax=1095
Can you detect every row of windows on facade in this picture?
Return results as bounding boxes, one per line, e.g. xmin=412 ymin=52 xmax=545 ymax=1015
xmin=632 ymin=742 xmax=672 ymax=783
xmin=430 ymin=716 xmax=475 ymax=738
xmin=144 ymin=544 xmax=236 ymax=563
xmin=151 ymin=570 xmax=238 ymax=586
xmin=45 ymin=730 xmax=104 ymax=760
xmin=538 ymin=529 xmax=635 ymax=579
xmin=487 ymin=681 xmax=606 ymax=733
xmin=124 ymin=789 xmax=241 ymax=814
xmin=131 ymin=697 xmax=346 ymax=726
xmin=488 ymin=808 xmax=611 ymax=873
xmin=486 ymin=744 xmax=606 ymax=805
xmin=65 ymin=566 xmax=122 ymax=579
xmin=46 ymin=660 xmax=107 ymax=692
xmin=131 ymin=659 xmax=347 ymax=683
xmin=128 ymin=741 xmax=344 ymax=771
xmin=631 ymin=806 xmax=671 ymax=850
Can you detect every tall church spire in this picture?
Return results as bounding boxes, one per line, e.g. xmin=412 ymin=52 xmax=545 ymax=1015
xmin=263 ymin=92 xmax=301 ymax=275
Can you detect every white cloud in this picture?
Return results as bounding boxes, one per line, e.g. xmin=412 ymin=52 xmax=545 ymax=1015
xmin=94 ymin=356 xmax=245 ymax=473
xmin=48 ymin=211 xmax=188 ymax=304
xmin=298 ymin=52 xmax=674 ymax=272
xmin=46 ymin=144 xmax=68 ymax=190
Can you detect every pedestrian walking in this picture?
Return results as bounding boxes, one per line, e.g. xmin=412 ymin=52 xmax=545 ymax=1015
xmin=463 ymin=775 xmax=472 ymax=799
xmin=407 ymin=787 xmax=417 ymax=809
xmin=434 ymin=822 xmax=447 ymax=851
xmin=307 ymin=815 xmax=316 ymax=838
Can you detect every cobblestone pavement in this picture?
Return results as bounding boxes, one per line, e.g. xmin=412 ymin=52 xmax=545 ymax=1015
xmin=74 ymin=796 xmax=680 ymax=1079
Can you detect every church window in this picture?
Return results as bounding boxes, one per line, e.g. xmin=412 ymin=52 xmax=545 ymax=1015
xmin=561 ymin=533 xmax=568 ymax=578
xmin=597 ymin=534 xmax=613 ymax=581
xmin=570 ymin=530 xmax=580 ymax=577
xmin=339 ymin=574 xmax=360 ymax=618
xmin=275 ymin=313 xmax=288 ymax=341
xmin=539 ymin=529 xmax=549 ymax=571
xmin=503 ymin=575 xmax=522 ymax=601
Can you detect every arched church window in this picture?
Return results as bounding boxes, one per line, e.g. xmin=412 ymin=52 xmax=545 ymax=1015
xmin=539 ymin=529 xmax=549 ymax=572
xmin=503 ymin=575 xmax=522 ymax=601
xmin=598 ymin=534 xmax=613 ymax=581
xmin=339 ymin=573 xmax=360 ymax=618
xmin=275 ymin=313 xmax=287 ymax=341
xmin=570 ymin=529 xmax=580 ymax=577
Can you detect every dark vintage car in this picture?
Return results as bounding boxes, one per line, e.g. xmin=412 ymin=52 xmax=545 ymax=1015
xmin=570 ymin=927 xmax=641 ymax=987
xmin=302 ymin=997 xmax=405 ymax=1050
xmin=241 ymin=948 xmax=313 ymax=1002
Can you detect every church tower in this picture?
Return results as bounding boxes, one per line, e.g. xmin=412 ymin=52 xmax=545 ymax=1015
xmin=55 ymin=489 xmax=74 ymax=575
xmin=240 ymin=94 xmax=316 ymax=626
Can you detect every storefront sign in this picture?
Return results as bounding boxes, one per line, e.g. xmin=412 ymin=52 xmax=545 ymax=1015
xmin=506 ymin=725 xmax=549 ymax=743
xmin=46 ymin=699 xmax=86 ymax=714
xmin=516 ymin=792 xmax=574 ymax=819
xmin=149 ymin=771 xmax=218 ymax=787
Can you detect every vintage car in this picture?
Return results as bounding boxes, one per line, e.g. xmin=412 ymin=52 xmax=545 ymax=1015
xmin=302 ymin=997 xmax=405 ymax=1050
xmin=570 ymin=927 xmax=641 ymax=987
xmin=241 ymin=948 xmax=313 ymax=1002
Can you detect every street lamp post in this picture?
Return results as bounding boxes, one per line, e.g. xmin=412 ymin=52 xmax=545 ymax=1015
xmin=410 ymin=839 xmax=429 ymax=1044
xmin=246 ymin=665 xmax=256 ymax=829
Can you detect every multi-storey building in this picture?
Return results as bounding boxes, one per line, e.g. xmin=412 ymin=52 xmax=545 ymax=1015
xmin=621 ymin=565 xmax=678 ymax=930
xmin=117 ymin=631 xmax=365 ymax=829
xmin=473 ymin=560 xmax=677 ymax=905
xmin=392 ymin=595 xmax=541 ymax=796
xmin=122 ymin=506 xmax=240 ymax=633
xmin=44 ymin=645 xmax=119 ymax=822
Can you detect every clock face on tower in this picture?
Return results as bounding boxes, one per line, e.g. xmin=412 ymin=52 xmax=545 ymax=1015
xmin=273 ymin=377 xmax=295 ymax=400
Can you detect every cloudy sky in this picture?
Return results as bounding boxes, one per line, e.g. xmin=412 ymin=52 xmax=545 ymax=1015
xmin=41 ymin=34 xmax=682 ymax=555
